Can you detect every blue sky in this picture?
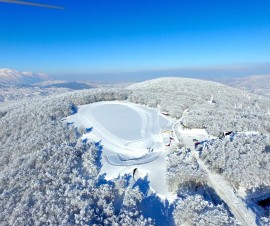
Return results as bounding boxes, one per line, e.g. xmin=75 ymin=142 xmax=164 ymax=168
xmin=0 ymin=0 xmax=270 ymax=81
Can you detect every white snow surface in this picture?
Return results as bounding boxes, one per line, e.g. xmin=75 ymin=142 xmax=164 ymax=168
xmin=66 ymin=101 xmax=176 ymax=200
xmin=174 ymin=119 xmax=257 ymax=226
xmin=0 ymin=68 xmax=48 ymax=85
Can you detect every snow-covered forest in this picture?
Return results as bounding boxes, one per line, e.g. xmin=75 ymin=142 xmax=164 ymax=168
xmin=1 ymin=77 xmax=270 ymax=225
xmin=166 ymin=148 xmax=206 ymax=193
xmin=199 ymin=133 xmax=270 ymax=190
xmin=128 ymin=78 xmax=270 ymax=136
xmin=0 ymin=89 xmax=154 ymax=225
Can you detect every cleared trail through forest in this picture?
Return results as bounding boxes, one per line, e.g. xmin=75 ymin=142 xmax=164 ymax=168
xmin=193 ymin=150 xmax=257 ymax=226
xmin=174 ymin=119 xmax=257 ymax=226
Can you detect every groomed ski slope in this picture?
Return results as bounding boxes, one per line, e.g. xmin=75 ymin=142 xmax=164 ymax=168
xmin=66 ymin=101 xmax=176 ymax=200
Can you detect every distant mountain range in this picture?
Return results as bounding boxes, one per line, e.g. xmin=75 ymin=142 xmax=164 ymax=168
xmin=1 ymin=68 xmax=269 ymax=98
xmin=0 ymin=68 xmax=96 ymax=102
xmin=218 ymin=74 xmax=270 ymax=97
xmin=0 ymin=68 xmax=48 ymax=85
xmin=37 ymin=80 xmax=95 ymax=90
xmin=0 ymin=68 xmax=95 ymax=91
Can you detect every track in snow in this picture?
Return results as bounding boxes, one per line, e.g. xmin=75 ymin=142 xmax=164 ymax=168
xmin=66 ymin=101 xmax=176 ymax=199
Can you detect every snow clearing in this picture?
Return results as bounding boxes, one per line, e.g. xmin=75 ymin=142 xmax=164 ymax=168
xmin=66 ymin=101 xmax=176 ymax=199
xmin=66 ymin=100 xmax=258 ymax=222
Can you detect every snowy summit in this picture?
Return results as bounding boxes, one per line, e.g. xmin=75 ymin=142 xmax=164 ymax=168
xmin=0 ymin=68 xmax=48 ymax=85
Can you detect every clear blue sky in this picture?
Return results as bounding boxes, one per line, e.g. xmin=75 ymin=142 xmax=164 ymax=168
xmin=0 ymin=0 xmax=270 ymax=81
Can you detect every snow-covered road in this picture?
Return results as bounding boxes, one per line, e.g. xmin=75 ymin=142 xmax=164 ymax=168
xmin=66 ymin=100 xmax=258 ymax=223
xmin=66 ymin=101 xmax=176 ymax=200
xmin=174 ymin=119 xmax=257 ymax=226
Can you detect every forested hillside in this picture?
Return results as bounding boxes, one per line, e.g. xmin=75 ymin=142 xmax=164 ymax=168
xmin=0 ymin=89 xmax=154 ymax=225
xmin=1 ymin=78 xmax=269 ymax=225
xmin=219 ymin=74 xmax=270 ymax=98
xmin=199 ymin=133 xmax=270 ymax=190
xmin=128 ymin=77 xmax=270 ymax=136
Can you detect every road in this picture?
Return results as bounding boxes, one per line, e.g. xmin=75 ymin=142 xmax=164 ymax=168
xmin=173 ymin=120 xmax=257 ymax=226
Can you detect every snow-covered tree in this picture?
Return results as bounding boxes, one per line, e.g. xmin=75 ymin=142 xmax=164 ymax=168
xmin=173 ymin=194 xmax=239 ymax=226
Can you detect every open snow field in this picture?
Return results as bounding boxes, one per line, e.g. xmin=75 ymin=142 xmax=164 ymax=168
xmin=66 ymin=101 xmax=176 ymax=199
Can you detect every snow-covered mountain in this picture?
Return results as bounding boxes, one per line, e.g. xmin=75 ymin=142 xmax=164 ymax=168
xmin=1 ymin=77 xmax=270 ymax=225
xmin=37 ymin=80 xmax=95 ymax=90
xmin=219 ymin=74 xmax=270 ymax=97
xmin=0 ymin=68 xmax=48 ymax=85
